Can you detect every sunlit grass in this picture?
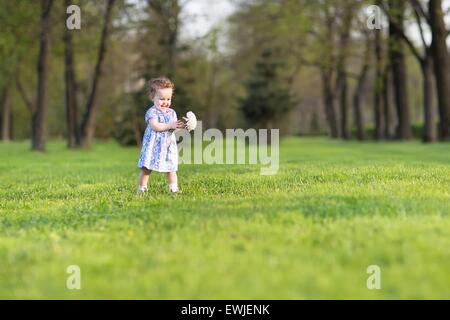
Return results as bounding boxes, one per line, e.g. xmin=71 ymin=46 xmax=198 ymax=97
xmin=0 ymin=138 xmax=449 ymax=299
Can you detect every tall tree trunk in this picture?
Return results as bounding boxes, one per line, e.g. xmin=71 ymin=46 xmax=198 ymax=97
xmin=353 ymin=34 xmax=372 ymax=141
xmin=205 ymin=61 xmax=218 ymax=128
xmin=422 ymin=55 xmax=437 ymax=143
xmin=1 ymin=85 xmax=11 ymax=142
xmin=384 ymin=1 xmax=435 ymax=142
xmin=205 ymin=78 xmax=216 ymax=129
xmin=167 ymin=0 xmax=179 ymax=79
xmin=336 ymin=3 xmax=352 ymax=140
xmin=321 ymin=5 xmax=340 ymax=139
xmin=339 ymin=77 xmax=349 ymax=139
xmin=382 ymin=63 xmax=392 ymax=138
xmin=374 ymin=28 xmax=385 ymax=140
xmin=79 ymin=0 xmax=115 ymax=147
xmin=321 ymin=68 xmax=339 ymax=139
xmin=353 ymin=70 xmax=368 ymax=141
xmin=32 ymin=0 xmax=53 ymax=151
xmin=64 ymin=0 xmax=80 ymax=148
xmin=388 ymin=0 xmax=412 ymax=140
xmin=9 ymin=112 xmax=13 ymax=140
xmin=429 ymin=0 xmax=450 ymax=140
xmin=147 ymin=0 xmax=180 ymax=78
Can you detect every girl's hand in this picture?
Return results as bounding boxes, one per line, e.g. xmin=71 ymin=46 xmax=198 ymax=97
xmin=172 ymin=120 xmax=186 ymax=130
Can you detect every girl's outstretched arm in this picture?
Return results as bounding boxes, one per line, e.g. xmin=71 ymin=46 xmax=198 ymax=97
xmin=149 ymin=118 xmax=185 ymax=132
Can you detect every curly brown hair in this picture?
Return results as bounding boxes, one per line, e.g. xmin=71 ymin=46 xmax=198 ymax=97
xmin=148 ymin=77 xmax=175 ymax=101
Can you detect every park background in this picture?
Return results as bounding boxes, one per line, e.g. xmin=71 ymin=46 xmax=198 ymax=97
xmin=0 ymin=0 xmax=449 ymax=299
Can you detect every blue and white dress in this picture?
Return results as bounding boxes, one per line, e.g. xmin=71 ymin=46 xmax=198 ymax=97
xmin=138 ymin=105 xmax=178 ymax=172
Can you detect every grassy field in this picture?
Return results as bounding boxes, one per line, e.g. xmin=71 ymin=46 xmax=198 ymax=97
xmin=0 ymin=137 xmax=449 ymax=299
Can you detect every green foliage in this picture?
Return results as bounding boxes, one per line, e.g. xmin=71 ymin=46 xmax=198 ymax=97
xmin=240 ymin=48 xmax=295 ymax=128
xmin=113 ymin=92 xmax=143 ymax=146
xmin=0 ymin=1 xmax=38 ymax=85
xmin=0 ymin=138 xmax=450 ymax=298
xmin=0 ymin=0 xmax=441 ymax=143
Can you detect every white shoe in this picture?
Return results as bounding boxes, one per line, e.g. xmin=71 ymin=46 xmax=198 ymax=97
xmin=169 ymin=185 xmax=181 ymax=194
xmin=137 ymin=186 xmax=148 ymax=194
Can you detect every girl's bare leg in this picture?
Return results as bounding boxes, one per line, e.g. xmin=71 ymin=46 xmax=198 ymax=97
xmin=138 ymin=168 xmax=151 ymax=190
xmin=166 ymin=172 xmax=178 ymax=192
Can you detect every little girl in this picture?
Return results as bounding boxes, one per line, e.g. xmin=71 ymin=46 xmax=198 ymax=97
xmin=137 ymin=77 xmax=185 ymax=194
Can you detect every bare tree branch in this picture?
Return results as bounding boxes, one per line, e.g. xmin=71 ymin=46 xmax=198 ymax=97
xmin=410 ymin=0 xmax=431 ymax=25
xmin=413 ymin=5 xmax=428 ymax=49
xmin=16 ymin=78 xmax=35 ymax=113
xmin=380 ymin=2 xmax=424 ymax=63
xmin=411 ymin=0 xmax=449 ymax=39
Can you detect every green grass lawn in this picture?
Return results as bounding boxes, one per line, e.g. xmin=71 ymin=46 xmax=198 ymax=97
xmin=0 ymin=137 xmax=449 ymax=299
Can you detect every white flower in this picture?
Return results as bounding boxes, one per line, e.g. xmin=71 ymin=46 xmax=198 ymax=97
xmin=185 ymin=111 xmax=197 ymax=131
